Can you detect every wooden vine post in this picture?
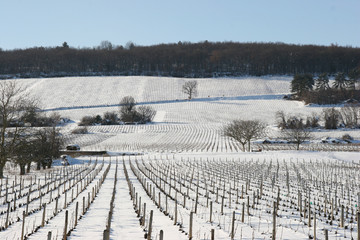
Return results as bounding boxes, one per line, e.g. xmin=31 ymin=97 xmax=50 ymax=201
xmin=308 ymin=199 xmax=311 ymax=227
xmin=231 ymin=211 xmax=235 ymax=240
xmin=209 ymin=201 xmax=213 ymax=223
xmin=221 ymin=195 xmax=224 ymax=215
xmin=357 ymin=211 xmax=360 ymax=240
xmin=138 ymin=197 xmax=142 ymax=217
xmin=75 ymin=201 xmax=79 ymax=227
xmin=159 ymin=230 xmax=164 ymax=240
xmin=26 ymin=191 xmax=30 ymax=215
xmin=21 ymin=211 xmax=26 ymax=240
xmin=340 ymin=205 xmax=344 ymax=227
xmin=47 ymin=231 xmax=52 ymax=240
xmin=83 ymin=196 xmax=86 ymax=215
xmin=5 ymin=202 xmax=10 ymax=228
xmin=63 ymin=210 xmax=68 ymax=240
xmin=189 ymin=211 xmax=194 ymax=240
xmin=147 ymin=210 xmax=153 ymax=240
xmin=272 ymin=201 xmax=276 ymax=240
xmin=324 ymin=229 xmax=329 ymax=240
xmin=313 ymin=212 xmax=316 ymax=239
xmin=142 ymin=203 xmax=147 ymax=226
xmin=242 ymin=202 xmax=245 ymax=222
xmin=42 ymin=203 xmax=46 ymax=227
xmin=194 ymin=187 xmax=199 ymax=214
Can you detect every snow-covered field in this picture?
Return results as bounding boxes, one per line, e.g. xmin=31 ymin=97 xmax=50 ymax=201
xmin=15 ymin=76 xmax=360 ymax=152
xmin=1 ymin=152 xmax=359 ymax=240
xmin=0 ymin=76 xmax=359 ymax=239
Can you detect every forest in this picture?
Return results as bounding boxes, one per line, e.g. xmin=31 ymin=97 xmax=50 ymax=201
xmin=0 ymin=41 xmax=359 ymax=79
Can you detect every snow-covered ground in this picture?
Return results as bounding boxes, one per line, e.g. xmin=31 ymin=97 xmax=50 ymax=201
xmin=0 ymin=76 xmax=359 ymax=239
xmin=14 ymin=76 xmax=360 ymax=152
xmin=1 ymin=152 xmax=359 ymax=240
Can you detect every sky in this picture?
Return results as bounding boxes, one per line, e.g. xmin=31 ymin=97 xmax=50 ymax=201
xmin=0 ymin=0 xmax=359 ymax=50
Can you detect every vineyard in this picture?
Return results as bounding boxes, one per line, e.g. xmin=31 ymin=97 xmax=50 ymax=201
xmin=12 ymin=75 xmax=360 ymax=153
xmin=1 ymin=153 xmax=359 ymax=239
xmin=0 ymin=76 xmax=359 ymax=239
xmin=62 ymin=123 xmax=359 ymax=153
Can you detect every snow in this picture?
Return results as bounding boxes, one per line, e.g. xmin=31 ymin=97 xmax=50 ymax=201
xmin=0 ymin=76 xmax=359 ymax=239
xmin=13 ymin=75 xmax=360 ymax=152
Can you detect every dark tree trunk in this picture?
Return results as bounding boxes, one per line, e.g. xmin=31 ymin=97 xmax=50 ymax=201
xmin=46 ymin=159 xmax=53 ymax=169
xmin=36 ymin=161 xmax=41 ymax=170
xmin=241 ymin=143 xmax=246 ymax=152
xmin=20 ymin=164 xmax=26 ymax=175
xmin=26 ymin=162 xmax=31 ymax=173
xmin=0 ymin=163 xmax=4 ymax=178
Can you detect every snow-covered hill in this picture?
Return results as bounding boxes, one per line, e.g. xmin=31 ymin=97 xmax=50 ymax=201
xmin=13 ymin=76 xmax=360 ymax=152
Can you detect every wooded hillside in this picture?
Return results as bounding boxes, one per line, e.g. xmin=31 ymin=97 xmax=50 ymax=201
xmin=1 ymin=41 xmax=359 ymax=78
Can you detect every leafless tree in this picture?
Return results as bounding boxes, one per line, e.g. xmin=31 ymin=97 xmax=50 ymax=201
xmin=137 ymin=106 xmax=156 ymax=123
xmin=275 ymin=111 xmax=287 ymax=129
xmin=99 ymin=40 xmax=113 ymax=50
xmin=281 ymin=127 xmax=312 ymax=150
xmin=119 ymin=96 xmax=156 ymax=123
xmin=32 ymin=127 xmax=63 ymax=170
xmin=323 ymin=107 xmax=341 ymax=129
xmin=339 ymin=103 xmax=360 ymax=128
xmin=0 ymin=81 xmax=33 ymax=178
xmin=103 ymin=111 xmax=119 ymax=125
xmin=182 ymin=80 xmax=198 ymax=99
xmin=119 ymin=96 xmax=137 ymax=122
xmin=223 ymin=120 xmax=266 ymax=152
xmin=13 ymin=130 xmax=35 ymax=175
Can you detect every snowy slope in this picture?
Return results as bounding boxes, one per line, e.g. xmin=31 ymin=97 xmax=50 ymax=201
xmin=11 ymin=76 xmax=360 ymax=153
xmin=0 ymin=76 xmax=359 ymax=240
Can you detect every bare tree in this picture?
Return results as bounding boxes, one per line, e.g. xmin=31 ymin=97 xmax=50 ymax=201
xmin=339 ymin=103 xmax=360 ymax=128
xmin=0 ymin=81 xmax=33 ymax=178
xmin=281 ymin=127 xmax=312 ymax=150
xmin=99 ymin=40 xmax=113 ymax=50
xmin=13 ymin=132 xmax=32 ymax=175
xmin=323 ymin=107 xmax=340 ymax=129
xmin=103 ymin=111 xmax=119 ymax=125
xmin=119 ymin=96 xmax=156 ymax=124
xmin=119 ymin=96 xmax=137 ymax=122
xmin=32 ymin=127 xmax=63 ymax=170
xmin=223 ymin=120 xmax=266 ymax=152
xmin=275 ymin=111 xmax=287 ymax=129
xmin=137 ymin=106 xmax=156 ymax=123
xmin=182 ymin=80 xmax=198 ymax=99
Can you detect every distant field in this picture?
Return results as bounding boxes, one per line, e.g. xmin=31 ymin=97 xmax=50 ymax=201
xmin=14 ymin=76 xmax=360 ymax=152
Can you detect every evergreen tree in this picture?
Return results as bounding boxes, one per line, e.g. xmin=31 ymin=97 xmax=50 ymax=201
xmin=291 ymin=74 xmax=314 ymax=97
xmin=348 ymin=67 xmax=360 ymax=89
xmin=333 ymin=72 xmax=347 ymax=90
xmin=315 ymin=73 xmax=330 ymax=90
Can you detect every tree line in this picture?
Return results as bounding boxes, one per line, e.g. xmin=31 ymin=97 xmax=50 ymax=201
xmin=78 ymin=96 xmax=156 ymax=127
xmin=290 ymin=69 xmax=360 ymax=104
xmin=1 ymin=41 xmax=359 ymax=79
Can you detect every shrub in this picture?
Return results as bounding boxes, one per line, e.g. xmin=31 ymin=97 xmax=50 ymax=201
xmin=102 ymin=111 xmax=119 ymax=125
xmin=71 ymin=127 xmax=88 ymax=134
xmin=79 ymin=116 xmax=96 ymax=126
xmin=305 ymin=113 xmax=320 ymax=128
xmin=119 ymin=96 xmax=156 ymax=124
xmin=341 ymin=134 xmax=353 ymax=142
xmin=323 ymin=108 xmax=340 ymax=129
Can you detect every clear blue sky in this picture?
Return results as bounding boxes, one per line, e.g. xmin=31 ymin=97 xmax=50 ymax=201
xmin=1 ymin=0 xmax=359 ymax=50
